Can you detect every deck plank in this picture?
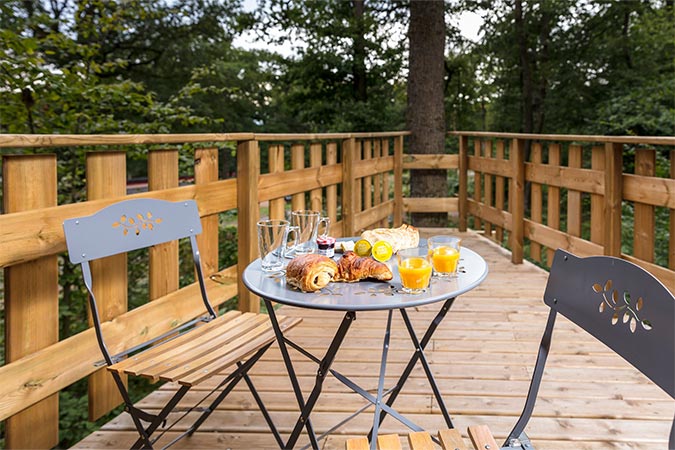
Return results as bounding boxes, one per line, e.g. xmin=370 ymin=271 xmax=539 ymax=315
xmin=72 ymin=231 xmax=674 ymax=450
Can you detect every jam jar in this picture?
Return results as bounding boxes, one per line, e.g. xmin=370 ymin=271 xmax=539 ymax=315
xmin=317 ymin=236 xmax=336 ymax=257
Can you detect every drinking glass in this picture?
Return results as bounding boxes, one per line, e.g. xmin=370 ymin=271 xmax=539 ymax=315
xmin=290 ymin=210 xmax=330 ymax=255
xmin=397 ymin=247 xmax=432 ymax=294
xmin=427 ymin=235 xmax=461 ymax=277
xmin=257 ymin=219 xmax=299 ymax=272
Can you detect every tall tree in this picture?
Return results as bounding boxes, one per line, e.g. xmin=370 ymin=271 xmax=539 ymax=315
xmin=408 ymin=0 xmax=447 ymax=227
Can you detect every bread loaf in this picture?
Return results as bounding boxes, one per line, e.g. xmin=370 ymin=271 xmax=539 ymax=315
xmin=285 ymin=254 xmax=338 ymax=292
xmin=360 ymin=224 xmax=419 ymax=253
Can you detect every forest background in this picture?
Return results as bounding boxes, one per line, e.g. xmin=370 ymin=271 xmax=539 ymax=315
xmin=0 ymin=0 xmax=673 ymax=447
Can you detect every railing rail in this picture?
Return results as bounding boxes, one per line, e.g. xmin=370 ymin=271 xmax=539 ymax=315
xmin=0 ymin=130 xmax=673 ymax=447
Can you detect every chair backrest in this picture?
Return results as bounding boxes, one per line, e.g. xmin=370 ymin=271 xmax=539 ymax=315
xmin=545 ymin=249 xmax=674 ymax=398
xmin=64 ymin=198 xmax=202 ymax=264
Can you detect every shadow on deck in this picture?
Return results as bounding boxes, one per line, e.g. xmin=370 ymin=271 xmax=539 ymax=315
xmin=72 ymin=231 xmax=674 ymax=450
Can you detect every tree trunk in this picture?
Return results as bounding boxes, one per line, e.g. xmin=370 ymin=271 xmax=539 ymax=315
xmin=407 ymin=0 xmax=447 ymax=227
xmin=514 ymin=0 xmax=533 ymax=134
xmin=353 ymin=0 xmax=367 ymax=103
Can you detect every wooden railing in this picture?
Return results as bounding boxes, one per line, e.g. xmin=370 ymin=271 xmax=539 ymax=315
xmin=0 ymin=131 xmax=673 ymax=447
xmin=453 ymin=132 xmax=675 ymax=292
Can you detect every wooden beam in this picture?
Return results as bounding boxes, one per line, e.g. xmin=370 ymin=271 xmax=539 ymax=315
xmin=3 ymin=154 xmax=59 ymax=449
xmin=394 ymin=136 xmax=404 ymax=227
xmin=148 ymin=150 xmax=179 ymax=300
xmin=342 ymin=137 xmax=357 ymax=236
xmin=237 ymin=140 xmax=260 ymax=312
xmin=86 ymin=151 xmax=127 ymax=421
xmin=604 ymin=142 xmax=623 ymax=256
xmin=194 ymin=148 xmax=220 ymax=275
xmin=510 ymin=138 xmax=525 ymax=263
xmin=458 ymin=135 xmax=468 ymax=231
xmin=0 ymin=178 xmax=237 ymax=269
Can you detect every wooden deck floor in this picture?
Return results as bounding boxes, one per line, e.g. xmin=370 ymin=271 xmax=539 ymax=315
xmin=73 ymin=231 xmax=674 ymax=450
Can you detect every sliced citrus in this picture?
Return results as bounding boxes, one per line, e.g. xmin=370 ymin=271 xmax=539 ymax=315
xmin=371 ymin=240 xmax=393 ymax=262
xmin=354 ymin=239 xmax=372 ymax=257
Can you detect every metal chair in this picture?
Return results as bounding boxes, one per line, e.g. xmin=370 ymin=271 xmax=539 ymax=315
xmin=63 ymin=198 xmax=301 ymax=449
xmin=494 ymin=249 xmax=675 ymax=449
xmin=346 ymin=249 xmax=675 ymax=449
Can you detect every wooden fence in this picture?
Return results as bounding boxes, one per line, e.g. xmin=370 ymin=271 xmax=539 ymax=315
xmin=0 ymin=131 xmax=673 ymax=447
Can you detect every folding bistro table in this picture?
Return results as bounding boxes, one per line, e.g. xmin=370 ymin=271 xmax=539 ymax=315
xmin=243 ymin=244 xmax=488 ymax=450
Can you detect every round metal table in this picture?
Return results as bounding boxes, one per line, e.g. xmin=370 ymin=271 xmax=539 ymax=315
xmin=243 ymin=244 xmax=488 ymax=449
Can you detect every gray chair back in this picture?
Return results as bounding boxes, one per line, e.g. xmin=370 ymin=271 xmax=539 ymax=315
xmin=64 ymin=199 xmax=202 ymax=264
xmin=545 ymin=249 xmax=674 ymax=397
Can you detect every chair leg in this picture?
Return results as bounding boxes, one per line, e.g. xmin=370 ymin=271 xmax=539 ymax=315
xmin=187 ymin=344 xmax=273 ymax=438
xmin=108 ymin=371 xmax=154 ymax=449
xmin=130 ymin=385 xmax=191 ymax=450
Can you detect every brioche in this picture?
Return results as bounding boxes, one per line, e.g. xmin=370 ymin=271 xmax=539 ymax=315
xmin=286 ymin=254 xmax=338 ymax=292
xmin=360 ymin=224 xmax=419 ymax=253
xmin=334 ymin=251 xmax=393 ymax=282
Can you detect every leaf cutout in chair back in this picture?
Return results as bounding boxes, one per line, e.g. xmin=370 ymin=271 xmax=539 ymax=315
xmin=641 ymin=320 xmax=652 ymax=331
xmin=637 ymin=297 xmax=643 ymax=311
xmin=622 ymin=311 xmax=630 ymax=323
xmin=611 ymin=312 xmax=619 ymax=325
xmin=629 ymin=318 xmax=637 ymax=333
xmin=611 ymin=290 xmax=619 ymax=304
xmin=604 ymin=279 xmax=612 ymax=291
xmin=624 ymin=291 xmax=631 ymax=304
xmin=593 ymin=283 xmax=603 ymax=293
xmin=599 ymin=302 xmax=605 ymax=313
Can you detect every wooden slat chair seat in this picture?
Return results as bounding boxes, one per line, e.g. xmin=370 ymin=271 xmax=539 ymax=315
xmin=108 ymin=310 xmax=299 ymax=386
xmin=346 ymin=428 xmax=482 ymax=450
xmin=347 ymin=250 xmax=675 ymax=450
xmin=63 ymin=199 xmax=300 ymax=449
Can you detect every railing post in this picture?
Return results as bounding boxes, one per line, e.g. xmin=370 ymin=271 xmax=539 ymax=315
xmin=291 ymin=143 xmax=306 ymax=211
xmin=237 ymin=139 xmax=261 ymax=312
xmin=195 ymin=148 xmax=220 ymax=275
xmin=634 ymin=148 xmax=655 ymax=262
xmin=510 ymin=138 xmax=525 ymax=263
xmin=590 ymin=146 xmax=605 ymax=246
xmin=268 ymin=144 xmax=286 ymax=220
xmin=3 ymin=154 xmax=59 ymax=449
xmin=458 ymin=134 xmax=468 ymax=232
xmin=394 ymin=135 xmax=404 ymax=227
xmin=86 ymin=151 xmax=127 ymax=421
xmin=342 ymin=137 xmax=357 ymax=236
xmin=148 ymin=149 xmax=179 ymax=300
xmin=326 ymin=142 xmax=338 ymax=231
xmin=604 ymin=142 xmax=623 ymax=256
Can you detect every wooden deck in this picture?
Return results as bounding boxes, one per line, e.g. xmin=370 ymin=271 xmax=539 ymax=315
xmin=73 ymin=231 xmax=674 ymax=450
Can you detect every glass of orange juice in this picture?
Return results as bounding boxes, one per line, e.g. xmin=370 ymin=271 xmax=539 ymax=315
xmin=397 ymin=247 xmax=432 ymax=294
xmin=428 ymin=236 xmax=461 ymax=277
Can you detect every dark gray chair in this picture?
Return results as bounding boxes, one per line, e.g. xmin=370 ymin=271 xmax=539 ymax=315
xmin=63 ymin=198 xmax=301 ymax=449
xmin=348 ymin=249 xmax=675 ymax=449
xmin=475 ymin=248 xmax=675 ymax=449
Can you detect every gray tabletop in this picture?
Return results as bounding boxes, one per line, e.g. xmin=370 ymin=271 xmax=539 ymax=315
xmin=243 ymin=245 xmax=488 ymax=311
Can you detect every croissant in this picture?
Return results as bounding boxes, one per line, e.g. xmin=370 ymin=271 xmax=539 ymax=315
xmin=334 ymin=251 xmax=393 ymax=282
xmin=286 ymin=254 xmax=338 ymax=292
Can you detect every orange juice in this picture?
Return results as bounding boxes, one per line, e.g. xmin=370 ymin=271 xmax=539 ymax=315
xmin=398 ymin=257 xmax=432 ymax=292
xmin=430 ymin=246 xmax=460 ymax=274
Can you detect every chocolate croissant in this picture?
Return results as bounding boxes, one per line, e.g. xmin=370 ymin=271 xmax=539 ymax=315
xmin=334 ymin=251 xmax=393 ymax=282
xmin=286 ymin=254 xmax=338 ymax=292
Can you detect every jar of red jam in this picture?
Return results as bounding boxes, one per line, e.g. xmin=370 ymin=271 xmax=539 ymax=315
xmin=317 ymin=236 xmax=336 ymax=257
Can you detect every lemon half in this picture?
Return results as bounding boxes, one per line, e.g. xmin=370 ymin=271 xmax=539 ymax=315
xmin=371 ymin=240 xmax=393 ymax=262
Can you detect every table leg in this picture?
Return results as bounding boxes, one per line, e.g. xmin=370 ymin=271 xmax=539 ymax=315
xmin=400 ymin=308 xmax=453 ymax=428
xmin=264 ymin=298 xmax=319 ymax=449
xmin=370 ymin=309 xmax=393 ymax=450
xmin=369 ymin=296 xmax=457 ymax=437
xmin=285 ymin=310 xmax=356 ymax=449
